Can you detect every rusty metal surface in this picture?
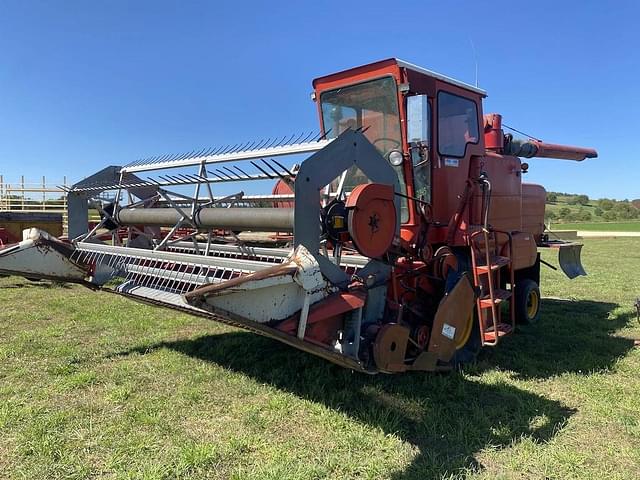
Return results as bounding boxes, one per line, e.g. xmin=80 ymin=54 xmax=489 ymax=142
xmin=372 ymin=324 xmax=410 ymax=373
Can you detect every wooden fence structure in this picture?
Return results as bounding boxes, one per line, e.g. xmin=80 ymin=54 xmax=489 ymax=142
xmin=0 ymin=176 xmax=69 ymax=233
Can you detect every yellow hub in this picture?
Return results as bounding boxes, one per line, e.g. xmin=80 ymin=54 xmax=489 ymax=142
xmin=527 ymin=289 xmax=540 ymax=319
xmin=455 ymin=310 xmax=474 ymax=350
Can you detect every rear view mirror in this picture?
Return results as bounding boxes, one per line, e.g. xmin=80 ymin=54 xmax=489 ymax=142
xmin=407 ymin=95 xmax=430 ymax=145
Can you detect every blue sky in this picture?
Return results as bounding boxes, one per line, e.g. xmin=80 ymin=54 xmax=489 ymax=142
xmin=0 ymin=0 xmax=638 ymax=199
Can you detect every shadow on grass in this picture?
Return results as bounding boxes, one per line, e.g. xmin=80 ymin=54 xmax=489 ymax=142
xmin=124 ymin=332 xmax=574 ymax=478
xmin=115 ymin=299 xmax=633 ymax=477
xmin=483 ymin=298 xmax=636 ymax=378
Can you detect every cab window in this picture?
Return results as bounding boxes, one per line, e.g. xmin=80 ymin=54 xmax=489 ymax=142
xmin=437 ymin=91 xmax=479 ymax=157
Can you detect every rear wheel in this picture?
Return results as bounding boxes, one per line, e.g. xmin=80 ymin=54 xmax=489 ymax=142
xmin=515 ymin=279 xmax=541 ymax=324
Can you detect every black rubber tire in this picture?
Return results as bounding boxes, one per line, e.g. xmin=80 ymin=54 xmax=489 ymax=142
xmin=515 ymin=279 xmax=541 ymax=324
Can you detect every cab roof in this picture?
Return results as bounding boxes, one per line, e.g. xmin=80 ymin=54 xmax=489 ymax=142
xmin=313 ymin=58 xmax=487 ymax=97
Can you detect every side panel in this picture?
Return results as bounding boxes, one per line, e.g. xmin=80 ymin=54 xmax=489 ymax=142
xmin=522 ymin=183 xmax=546 ymax=242
xmin=470 ymin=153 xmax=523 ymax=233
xmin=511 ymin=232 xmax=538 ymax=271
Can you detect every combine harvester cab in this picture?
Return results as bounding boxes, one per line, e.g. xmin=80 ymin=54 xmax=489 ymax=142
xmin=0 ymin=58 xmax=596 ymax=373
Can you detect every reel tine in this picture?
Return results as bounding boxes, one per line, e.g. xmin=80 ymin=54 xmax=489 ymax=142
xmin=167 ymin=174 xmax=186 ymax=184
xmin=233 ymin=166 xmax=251 ymax=179
xmin=318 ymin=128 xmax=332 ymax=140
xmin=219 ymin=143 xmax=235 ymax=155
xmin=261 ymin=159 xmax=288 ymax=182
xmin=238 ymin=140 xmax=253 ymax=152
xmin=223 ymin=166 xmax=242 ymax=180
xmin=202 ymin=147 xmax=215 ymax=157
xmin=301 ymin=131 xmax=314 ymax=143
xmin=251 ymin=138 xmax=266 ymax=150
xmin=174 ymin=150 xmax=192 ymax=162
xmin=177 ymin=174 xmax=195 ymax=183
xmin=237 ymin=140 xmax=253 ymax=152
xmin=250 ymin=161 xmax=274 ymax=179
xmin=264 ymin=136 xmax=281 ymax=149
xmin=269 ymin=158 xmax=294 ymax=177
xmin=210 ymin=144 xmax=225 ymax=156
xmin=206 ymin=171 xmax=225 ymax=181
xmin=226 ymin=143 xmax=241 ymax=154
xmin=215 ymin=169 xmax=233 ymax=181
xmin=282 ymin=133 xmax=296 ymax=146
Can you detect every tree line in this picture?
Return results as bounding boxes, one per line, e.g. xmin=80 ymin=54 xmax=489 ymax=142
xmin=545 ymin=192 xmax=640 ymax=222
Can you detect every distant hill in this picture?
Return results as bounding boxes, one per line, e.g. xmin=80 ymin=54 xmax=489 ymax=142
xmin=545 ymin=192 xmax=640 ymax=224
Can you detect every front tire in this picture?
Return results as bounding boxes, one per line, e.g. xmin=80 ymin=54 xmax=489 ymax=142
xmin=515 ymin=279 xmax=541 ymax=324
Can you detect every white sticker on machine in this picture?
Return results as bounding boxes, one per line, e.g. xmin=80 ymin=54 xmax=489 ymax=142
xmin=442 ymin=323 xmax=456 ymax=340
xmin=444 ymin=158 xmax=459 ymax=167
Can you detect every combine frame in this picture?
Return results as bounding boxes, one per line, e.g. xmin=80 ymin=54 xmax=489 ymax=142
xmin=0 ymin=58 xmax=597 ymax=373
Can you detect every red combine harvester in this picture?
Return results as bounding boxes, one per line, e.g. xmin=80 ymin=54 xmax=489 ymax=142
xmin=0 ymin=59 xmax=596 ymax=373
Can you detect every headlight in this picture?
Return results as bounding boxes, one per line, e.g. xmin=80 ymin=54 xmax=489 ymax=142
xmin=388 ymin=150 xmax=404 ymax=166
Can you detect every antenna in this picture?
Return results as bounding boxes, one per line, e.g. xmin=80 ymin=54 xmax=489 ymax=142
xmin=468 ymin=35 xmax=479 ymax=87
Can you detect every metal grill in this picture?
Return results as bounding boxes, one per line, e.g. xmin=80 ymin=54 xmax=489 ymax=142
xmin=71 ymin=242 xmax=267 ymax=295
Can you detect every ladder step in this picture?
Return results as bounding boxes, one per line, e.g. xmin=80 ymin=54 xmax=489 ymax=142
xmin=478 ymin=288 xmax=511 ymax=308
xmin=483 ymin=322 xmax=513 ymax=342
xmin=473 ymin=255 xmax=510 ymax=274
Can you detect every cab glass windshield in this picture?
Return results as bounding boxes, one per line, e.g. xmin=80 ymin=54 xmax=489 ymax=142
xmin=320 ymin=76 xmax=407 ymax=220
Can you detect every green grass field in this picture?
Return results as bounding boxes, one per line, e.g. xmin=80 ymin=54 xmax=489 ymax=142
xmin=554 ymin=222 xmax=640 ymax=232
xmin=1 ymin=238 xmax=639 ymax=479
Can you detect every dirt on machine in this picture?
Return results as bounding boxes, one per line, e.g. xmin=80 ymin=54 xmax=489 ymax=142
xmin=0 ymin=58 xmax=597 ymax=373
